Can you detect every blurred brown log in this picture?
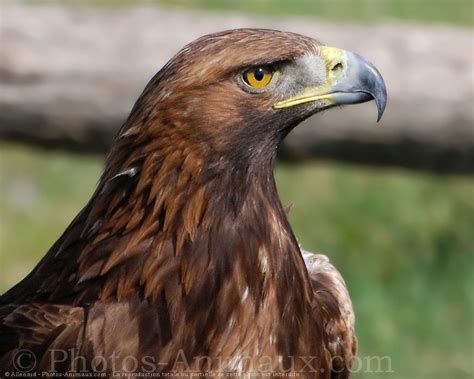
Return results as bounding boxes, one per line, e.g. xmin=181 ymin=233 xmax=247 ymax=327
xmin=1 ymin=4 xmax=473 ymax=173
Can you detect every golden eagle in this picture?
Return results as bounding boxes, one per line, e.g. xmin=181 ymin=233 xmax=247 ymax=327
xmin=0 ymin=29 xmax=386 ymax=378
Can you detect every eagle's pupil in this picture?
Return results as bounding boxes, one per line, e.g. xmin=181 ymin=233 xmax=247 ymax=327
xmin=254 ymin=68 xmax=265 ymax=81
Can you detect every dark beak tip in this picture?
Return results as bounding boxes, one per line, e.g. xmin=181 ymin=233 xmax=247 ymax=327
xmin=373 ymin=70 xmax=387 ymax=123
xmin=368 ymin=75 xmax=387 ymax=123
xmin=376 ymin=97 xmax=386 ymax=122
xmin=358 ymin=87 xmax=387 ymax=122
xmin=375 ymin=88 xmax=387 ymax=123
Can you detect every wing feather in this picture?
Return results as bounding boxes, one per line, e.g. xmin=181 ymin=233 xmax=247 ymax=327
xmin=302 ymin=249 xmax=357 ymax=376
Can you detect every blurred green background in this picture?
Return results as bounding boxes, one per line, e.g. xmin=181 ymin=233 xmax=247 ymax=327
xmin=1 ymin=1 xmax=473 ymax=378
xmin=27 ymin=0 xmax=474 ymax=25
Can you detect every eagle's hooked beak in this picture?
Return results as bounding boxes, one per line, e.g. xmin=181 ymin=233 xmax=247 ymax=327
xmin=274 ymin=46 xmax=387 ymax=121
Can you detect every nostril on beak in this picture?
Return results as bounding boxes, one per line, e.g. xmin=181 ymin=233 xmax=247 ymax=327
xmin=331 ymin=62 xmax=344 ymax=74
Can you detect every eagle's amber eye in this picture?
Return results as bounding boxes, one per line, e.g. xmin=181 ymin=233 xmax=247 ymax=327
xmin=242 ymin=67 xmax=273 ymax=88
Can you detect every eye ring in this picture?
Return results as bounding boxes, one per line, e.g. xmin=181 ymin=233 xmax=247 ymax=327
xmin=242 ymin=66 xmax=274 ymax=89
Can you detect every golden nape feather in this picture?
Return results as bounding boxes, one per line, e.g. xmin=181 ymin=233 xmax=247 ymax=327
xmin=0 ymin=29 xmax=386 ymax=378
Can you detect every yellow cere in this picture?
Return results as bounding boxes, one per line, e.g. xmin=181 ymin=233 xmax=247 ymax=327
xmin=243 ymin=67 xmax=273 ymax=88
xmin=274 ymin=46 xmax=348 ymax=109
xmin=319 ymin=46 xmax=348 ymax=86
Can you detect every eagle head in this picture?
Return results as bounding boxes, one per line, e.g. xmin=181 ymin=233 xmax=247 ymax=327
xmin=123 ymin=28 xmax=386 ymax=166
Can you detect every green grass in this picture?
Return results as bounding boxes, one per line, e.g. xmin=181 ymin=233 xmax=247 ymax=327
xmin=1 ymin=143 xmax=473 ymax=378
xmin=0 ymin=146 xmax=103 ymax=288
xmin=24 ymin=0 xmax=474 ymax=26
xmin=159 ymin=0 xmax=474 ymax=26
